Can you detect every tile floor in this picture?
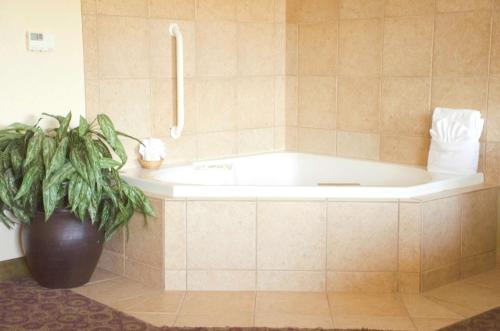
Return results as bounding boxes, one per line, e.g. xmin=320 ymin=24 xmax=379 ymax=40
xmin=73 ymin=267 xmax=500 ymax=330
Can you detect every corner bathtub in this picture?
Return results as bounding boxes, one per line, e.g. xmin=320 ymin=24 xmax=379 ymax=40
xmin=110 ymin=152 xmax=496 ymax=293
xmin=121 ymin=152 xmax=484 ymax=199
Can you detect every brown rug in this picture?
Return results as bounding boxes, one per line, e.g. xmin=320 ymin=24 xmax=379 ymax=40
xmin=2 ymin=277 xmax=499 ymax=331
xmin=439 ymin=306 xmax=500 ymax=331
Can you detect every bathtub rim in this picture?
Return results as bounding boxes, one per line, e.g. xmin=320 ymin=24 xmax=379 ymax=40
xmin=121 ymin=152 xmax=486 ymax=200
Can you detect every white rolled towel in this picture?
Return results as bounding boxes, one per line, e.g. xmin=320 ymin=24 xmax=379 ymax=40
xmin=139 ymin=138 xmax=166 ymax=161
xmin=427 ymin=108 xmax=484 ymax=175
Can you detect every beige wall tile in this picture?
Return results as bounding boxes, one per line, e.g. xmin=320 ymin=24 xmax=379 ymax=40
xmin=337 ymin=77 xmax=380 ymax=133
xmin=197 ymin=131 xmax=237 ymax=159
xmin=104 ymin=228 xmax=125 ymax=254
xmin=327 ymin=202 xmax=398 ymax=272
xmin=237 ymin=0 xmax=275 ymax=22
xmin=433 ymin=11 xmax=491 ymax=76
xmin=496 ymin=0 xmax=500 ymax=10
xmin=152 ymin=79 xmax=196 ymax=136
xmin=399 ymin=203 xmax=422 ymax=273
xmin=286 ymin=76 xmax=298 ymax=126
xmin=382 ymin=16 xmax=433 ymax=77
xmin=196 ymin=79 xmax=236 ymax=133
xmin=82 ymin=0 xmax=97 ymax=15
xmin=165 ymin=270 xmax=187 ymax=290
xmin=286 ymin=24 xmax=298 ymax=75
xmin=299 ymin=23 xmax=337 ymax=75
xmin=380 ymin=135 xmax=430 ymax=165
xmin=186 ymin=201 xmax=256 ymax=269
xmin=125 ymin=259 xmax=164 ymax=289
xmin=84 ymin=79 xmax=99 ymax=120
xmin=384 ymin=0 xmax=435 ymax=17
xmin=298 ymin=76 xmax=336 ymax=129
xmin=286 ymin=126 xmax=299 ymax=151
xmin=257 ymin=271 xmax=326 ymax=291
xmin=461 ymin=251 xmax=497 ymax=278
xmin=238 ymin=128 xmax=275 ymax=154
xmin=421 ymin=263 xmax=460 ymax=291
xmin=165 ymin=200 xmax=186 ymax=270
xmin=97 ymin=16 xmax=149 ymax=78
xmin=422 ymin=197 xmax=461 ymax=271
xmin=161 ymin=135 xmax=198 ymax=164
xmin=485 ymin=142 xmax=500 ymax=184
xmin=487 ymin=77 xmax=500 ymax=142
xmin=98 ymin=0 xmax=148 ymax=16
xmin=461 ymin=189 xmax=498 ymax=257
xmin=298 ymin=128 xmax=336 ymax=155
xmin=196 ymin=21 xmax=237 ymax=77
xmin=287 ymin=0 xmax=339 ymax=24
xmin=274 ymin=24 xmax=287 ymax=75
xmin=326 ymin=272 xmax=397 ymax=292
xmin=274 ymin=76 xmax=287 ymax=126
xmin=238 ymin=23 xmax=275 ymax=76
xmin=339 ymin=0 xmax=385 ymax=19
xmin=149 ymin=0 xmax=196 ymax=19
xmin=257 ymin=201 xmax=326 ymax=270
xmin=196 ymin=0 xmax=237 ymax=20
xmin=99 ymin=79 xmax=151 ymax=138
xmin=436 ymin=0 xmax=491 ymax=12
xmin=187 ymin=270 xmax=256 ymax=290
xmin=98 ymin=249 xmax=125 ymax=274
xmin=336 ymin=131 xmax=380 ymax=160
xmin=274 ymin=126 xmax=286 ymax=150
xmin=491 ymin=12 xmax=500 ymax=75
xmin=431 ymin=76 xmax=488 ymax=115
xmin=237 ymin=77 xmax=275 ymax=129
xmin=82 ymin=15 xmax=98 ymax=80
xmin=381 ymin=77 xmax=431 ymax=136
xmin=398 ymin=273 xmax=420 ymax=293
xmin=339 ymin=19 xmax=382 ymax=77
xmin=126 ymin=199 xmax=164 ymax=268
xmin=150 ymin=20 xmax=196 ymax=78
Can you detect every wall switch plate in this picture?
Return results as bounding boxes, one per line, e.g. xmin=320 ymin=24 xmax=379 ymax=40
xmin=26 ymin=31 xmax=55 ymax=52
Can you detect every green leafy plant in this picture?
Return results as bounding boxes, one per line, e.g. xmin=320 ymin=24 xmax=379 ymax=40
xmin=0 ymin=112 xmax=155 ymax=240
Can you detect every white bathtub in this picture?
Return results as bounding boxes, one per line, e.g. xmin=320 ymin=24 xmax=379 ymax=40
xmin=122 ymin=152 xmax=484 ymax=199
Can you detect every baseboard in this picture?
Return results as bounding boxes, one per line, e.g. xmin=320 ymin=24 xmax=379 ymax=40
xmin=0 ymin=257 xmax=29 ymax=281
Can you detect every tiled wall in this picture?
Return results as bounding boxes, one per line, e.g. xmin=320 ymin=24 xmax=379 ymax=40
xmin=81 ymin=0 xmax=288 ymax=166
xmin=285 ymin=0 xmax=500 ymax=184
xmin=81 ymin=0 xmax=500 ymax=184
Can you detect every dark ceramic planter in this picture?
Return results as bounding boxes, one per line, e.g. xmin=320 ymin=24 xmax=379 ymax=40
xmin=21 ymin=209 xmax=104 ymax=289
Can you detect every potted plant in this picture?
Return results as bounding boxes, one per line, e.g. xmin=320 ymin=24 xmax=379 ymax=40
xmin=0 ymin=112 xmax=155 ymax=289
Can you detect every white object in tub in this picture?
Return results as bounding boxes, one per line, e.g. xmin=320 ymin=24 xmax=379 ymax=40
xmin=121 ymin=153 xmax=484 ymax=199
xmin=169 ymin=23 xmax=184 ymax=139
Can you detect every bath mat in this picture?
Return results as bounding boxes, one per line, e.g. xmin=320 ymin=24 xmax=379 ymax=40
xmin=439 ymin=306 xmax=500 ymax=331
xmin=0 ymin=277 xmax=157 ymax=330
xmin=0 ymin=277 xmax=381 ymax=331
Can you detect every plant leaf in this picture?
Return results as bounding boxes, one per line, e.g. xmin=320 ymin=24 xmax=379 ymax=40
xmin=15 ymin=165 xmax=42 ymax=200
xmin=24 ymin=130 xmax=43 ymax=168
xmin=46 ymin=137 xmax=68 ymax=179
xmin=78 ymin=116 xmax=89 ymax=136
xmin=42 ymin=136 xmax=56 ymax=171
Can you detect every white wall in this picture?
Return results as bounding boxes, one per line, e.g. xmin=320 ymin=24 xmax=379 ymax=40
xmin=0 ymin=0 xmax=85 ymax=261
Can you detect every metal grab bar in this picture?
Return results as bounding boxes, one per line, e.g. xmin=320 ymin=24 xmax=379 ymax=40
xmin=169 ymin=23 xmax=184 ymax=140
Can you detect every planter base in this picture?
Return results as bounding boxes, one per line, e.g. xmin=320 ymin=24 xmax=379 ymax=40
xmin=21 ymin=209 xmax=104 ymax=289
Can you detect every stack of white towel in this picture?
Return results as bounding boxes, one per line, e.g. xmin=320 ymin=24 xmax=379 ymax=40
xmin=427 ymin=107 xmax=484 ymax=175
xmin=139 ymin=138 xmax=166 ymax=161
